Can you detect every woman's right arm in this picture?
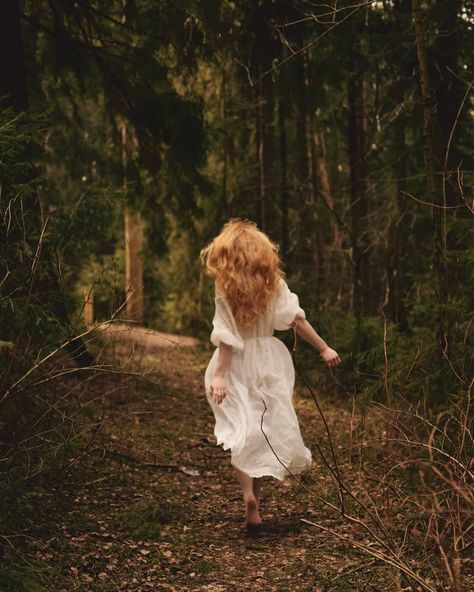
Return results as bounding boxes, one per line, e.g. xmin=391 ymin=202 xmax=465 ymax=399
xmin=210 ymin=342 xmax=233 ymax=404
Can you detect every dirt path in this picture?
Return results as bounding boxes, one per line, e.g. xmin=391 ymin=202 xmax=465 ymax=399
xmin=27 ymin=330 xmax=391 ymax=592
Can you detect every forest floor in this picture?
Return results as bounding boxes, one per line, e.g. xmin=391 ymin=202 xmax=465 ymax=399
xmin=22 ymin=326 xmax=409 ymax=591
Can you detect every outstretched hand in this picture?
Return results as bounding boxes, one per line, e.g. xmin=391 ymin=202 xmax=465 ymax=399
xmin=320 ymin=346 xmax=341 ymax=369
xmin=210 ymin=375 xmax=228 ymax=405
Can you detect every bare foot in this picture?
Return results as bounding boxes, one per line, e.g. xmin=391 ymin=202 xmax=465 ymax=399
xmin=244 ymin=494 xmax=262 ymax=528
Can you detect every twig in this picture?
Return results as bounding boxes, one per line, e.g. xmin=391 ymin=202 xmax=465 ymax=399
xmin=259 ymin=400 xmax=404 ymax=559
xmin=401 ymin=190 xmax=464 ymax=210
xmin=443 ymin=78 xmax=474 ymax=172
xmin=250 ymin=4 xmax=366 ymax=85
xmin=103 ymin=448 xmax=180 ymax=471
xmin=292 ymin=327 xmax=346 ymax=514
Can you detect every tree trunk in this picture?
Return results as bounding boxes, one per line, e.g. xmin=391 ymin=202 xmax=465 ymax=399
xmin=384 ymin=0 xmax=412 ymax=334
xmin=122 ymin=123 xmax=144 ymax=323
xmin=278 ymin=93 xmax=289 ymax=266
xmin=258 ymin=73 xmax=274 ymax=233
xmin=433 ymin=0 xmax=467 ymax=273
xmin=222 ymin=65 xmax=236 ymax=217
xmin=254 ymin=62 xmax=274 ymax=232
xmin=294 ymin=54 xmax=309 ymax=201
xmin=313 ymin=131 xmax=341 ymax=300
xmin=347 ymin=69 xmax=368 ymax=320
xmin=124 ymin=208 xmax=144 ymax=323
xmin=255 ymin=77 xmax=263 ymax=228
xmin=385 ymin=112 xmax=412 ymax=334
xmin=0 ymin=0 xmax=28 ymax=111
xmin=263 ymin=73 xmax=275 ymax=233
xmin=413 ymin=0 xmax=449 ymax=363
xmin=293 ymin=48 xmax=318 ymax=279
xmin=314 ymin=132 xmax=340 ymax=248
xmin=119 ymin=9 xmax=143 ymax=324
xmin=434 ymin=0 xmax=462 ymax=212
xmin=84 ymin=290 xmax=94 ymax=327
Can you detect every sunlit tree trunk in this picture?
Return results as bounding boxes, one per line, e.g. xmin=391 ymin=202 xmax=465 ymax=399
xmin=124 ymin=209 xmax=144 ymax=323
xmin=122 ymin=124 xmax=144 ymax=323
xmin=413 ymin=0 xmax=449 ymax=362
xmin=84 ymin=289 xmax=94 ymax=327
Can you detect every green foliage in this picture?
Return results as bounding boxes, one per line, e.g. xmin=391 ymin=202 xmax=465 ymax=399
xmin=0 ymin=110 xmax=61 ymax=357
xmin=0 ymin=568 xmax=48 ymax=592
xmin=120 ymin=498 xmax=184 ymax=539
xmin=0 ymin=485 xmax=51 ymax=591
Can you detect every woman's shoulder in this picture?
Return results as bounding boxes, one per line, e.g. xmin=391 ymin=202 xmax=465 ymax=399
xmin=275 ymin=276 xmax=289 ymax=296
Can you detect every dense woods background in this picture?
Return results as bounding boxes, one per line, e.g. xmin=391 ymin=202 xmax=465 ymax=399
xmin=0 ymin=1 xmax=473 ymax=590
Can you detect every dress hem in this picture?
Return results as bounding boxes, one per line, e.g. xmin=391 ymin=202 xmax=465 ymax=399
xmin=215 ymin=439 xmax=312 ymax=482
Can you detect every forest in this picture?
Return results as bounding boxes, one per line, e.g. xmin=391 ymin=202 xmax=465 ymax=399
xmin=0 ymin=1 xmax=473 ymax=591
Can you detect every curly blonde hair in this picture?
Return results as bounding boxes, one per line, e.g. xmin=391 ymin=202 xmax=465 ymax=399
xmin=200 ymin=219 xmax=284 ymax=327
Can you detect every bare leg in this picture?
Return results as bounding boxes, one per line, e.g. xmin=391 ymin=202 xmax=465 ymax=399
xmin=253 ymin=477 xmax=263 ymax=506
xmin=235 ymin=468 xmax=262 ymax=527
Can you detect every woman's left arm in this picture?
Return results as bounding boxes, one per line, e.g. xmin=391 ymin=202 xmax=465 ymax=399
xmin=292 ymin=317 xmax=341 ymax=368
xmin=210 ymin=343 xmax=233 ymax=404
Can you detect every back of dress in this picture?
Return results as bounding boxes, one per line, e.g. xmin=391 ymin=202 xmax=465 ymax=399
xmin=204 ymin=277 xmax=312 ymax=481
xmin=211 ymin=277 xmax=306 ymax=349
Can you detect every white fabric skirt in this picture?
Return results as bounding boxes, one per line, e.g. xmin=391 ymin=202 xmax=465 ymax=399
xmin=204 ymin=336 xmax=312 ymax=481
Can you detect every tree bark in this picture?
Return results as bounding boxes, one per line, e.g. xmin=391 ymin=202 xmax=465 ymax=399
xmin=413 ymin=0 xmax=449 ymax=362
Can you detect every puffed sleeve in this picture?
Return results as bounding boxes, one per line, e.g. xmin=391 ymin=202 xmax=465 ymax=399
xmin=210 ymin=291 xmax=244 ymax=351
xmin=274 ymin=278 xmax=306 ymax=331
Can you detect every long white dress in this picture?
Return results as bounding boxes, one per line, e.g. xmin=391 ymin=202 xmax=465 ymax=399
xmin=204 ymin=278 xmax=312 ymax=481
